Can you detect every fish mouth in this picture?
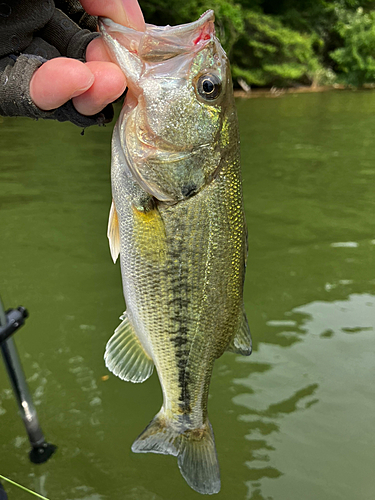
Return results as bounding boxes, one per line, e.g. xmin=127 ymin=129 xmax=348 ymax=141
xmin=117 ymin=93 xmax=213 ymax=204
xmin=134 ymin=124 xmax=213 ymax=164
xmin=100 ymin=9 xmax=214 ymax=34
xmin=129 ymin=103 xmax=212 ymax=164
xmin=99 ymin=10 xmax=216 ymax=62
xmin=104 ymin=11 xmax=224 ymax=203
xmin=126 ymin=125 xmax=214 ymax=204
xmin=119 ymin=90 xmax=222 ymax=204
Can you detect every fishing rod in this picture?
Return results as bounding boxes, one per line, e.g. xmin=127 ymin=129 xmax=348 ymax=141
xmin=0 ymin=296 xmax=56 ymax=465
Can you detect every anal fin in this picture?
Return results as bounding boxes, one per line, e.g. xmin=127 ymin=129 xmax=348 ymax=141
xmin=104 ymin=312 xmax=154 ymax=383
xmin=226 ymin=308 xmax=252 ymax=356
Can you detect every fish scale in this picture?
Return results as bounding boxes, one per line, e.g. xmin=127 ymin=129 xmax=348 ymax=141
xmin=101 ymin=9 xmax=251 ymax=495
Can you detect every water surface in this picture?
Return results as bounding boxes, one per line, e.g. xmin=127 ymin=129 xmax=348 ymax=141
xmin=0 ymin=91 xmax=374 ymax=499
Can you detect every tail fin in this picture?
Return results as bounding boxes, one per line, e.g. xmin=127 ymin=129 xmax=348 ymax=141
xmin=131 ymin=413 xmax=221 ymax=495
xmin=131 ymin=411 xmax=180 ymax=456
xmin=178 ymin=421 xmax=220 ymax=495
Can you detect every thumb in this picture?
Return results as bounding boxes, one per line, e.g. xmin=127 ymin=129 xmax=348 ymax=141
xmin=30 ymin=58 xmax=94 ymax=110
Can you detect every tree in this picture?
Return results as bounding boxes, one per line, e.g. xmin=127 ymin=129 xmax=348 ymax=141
xmin=330 ymin=7 xmax=375 ymax=85
xmin=231 ymin=11 xmax=322 ymax=87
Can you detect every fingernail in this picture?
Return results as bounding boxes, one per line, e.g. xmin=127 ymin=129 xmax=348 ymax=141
xmin=121 ymin=0 xmax=145 ymax=31
xmin=70 ymin=75 xmax=95 ymax=98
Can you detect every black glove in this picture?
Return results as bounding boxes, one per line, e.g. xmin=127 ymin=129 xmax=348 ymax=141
xmin=0 ymin=0 xmax=114 ymax=127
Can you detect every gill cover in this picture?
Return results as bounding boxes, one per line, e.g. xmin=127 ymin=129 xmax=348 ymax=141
xmin=100 ymin=12 xmax=232 ymax=203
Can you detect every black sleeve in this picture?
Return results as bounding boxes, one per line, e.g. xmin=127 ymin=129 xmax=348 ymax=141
xmin=0 ymin=53 xmax=113 ymax=127
xmin=37 ymin=8 xmax=99 ymax=61
xmin=0 ymin=1 xmax=114 ymax=127
xmin=54 ymin=0 xmax=98 ymax=31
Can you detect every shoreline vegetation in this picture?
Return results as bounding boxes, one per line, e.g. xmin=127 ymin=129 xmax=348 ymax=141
xmin=233 ymin=83 xmax=375 ymax=98
xmin=143 ymin=1 xmax=375 ymax=90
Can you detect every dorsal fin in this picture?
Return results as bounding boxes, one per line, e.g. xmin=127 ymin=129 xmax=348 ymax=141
xmin=226 ymin=309 xmax=252 ymax=356
xmin=107 ymin=201 xmax=120 ymax=263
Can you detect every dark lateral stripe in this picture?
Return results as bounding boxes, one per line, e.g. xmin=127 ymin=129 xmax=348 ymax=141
xmin=165 ymin=215 xmax=193 ymax=414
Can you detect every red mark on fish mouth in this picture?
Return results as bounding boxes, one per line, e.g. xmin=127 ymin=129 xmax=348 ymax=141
xmin=193 ymin=32 xmax=211 ymax=45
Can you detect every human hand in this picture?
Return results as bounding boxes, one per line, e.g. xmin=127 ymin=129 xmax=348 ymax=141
xmin=29 ymin=0 xmax=145 ymax=116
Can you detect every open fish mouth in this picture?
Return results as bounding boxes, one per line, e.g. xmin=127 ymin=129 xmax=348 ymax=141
xmin=124 ymin=139 xmax=216 ymax=204
xmin=99 ymin=10 xmax=216 ymax=63
xmin=121 ymin=101 xmax=220 ymax=204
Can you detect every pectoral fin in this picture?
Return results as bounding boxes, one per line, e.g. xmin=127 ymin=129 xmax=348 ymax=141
xmin=107 ymin=201 xmax=120 ymax=263
xmin=226 ymin=309 xmax=252 ymax=356
xmin=104 ymin=313 xmax=154 ymax=383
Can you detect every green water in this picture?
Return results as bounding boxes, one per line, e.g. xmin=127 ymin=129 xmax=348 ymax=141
xmin=0 ymin=91 xmax=374 ymax=500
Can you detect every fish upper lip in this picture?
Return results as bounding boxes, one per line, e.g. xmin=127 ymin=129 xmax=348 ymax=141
xmin=99 ymin=10 xmax=215 ymax=39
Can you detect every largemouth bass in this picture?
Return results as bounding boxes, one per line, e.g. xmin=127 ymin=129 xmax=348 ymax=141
xmin=100 ymin=10 xmax=251 ymax=495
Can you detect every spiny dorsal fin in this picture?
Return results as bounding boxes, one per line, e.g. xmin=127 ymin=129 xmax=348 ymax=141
xmin=226 ymin=309 xmax=252 ymax=356
xmin=104 ymin=313 xmax=154 ymax=383
xmin=107 ymin=201 xmax=120 ymax=263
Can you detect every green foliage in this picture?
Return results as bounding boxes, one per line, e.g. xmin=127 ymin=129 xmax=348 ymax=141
xmin=330 ymin=7 xmax=375 ymax=85
xmin=140 ymin=0 xmax=375 ymax=88
xmin=196 ymin=0 xmax=245 ymax=52
xmin=141 ymin=0 xmax=244 ymax=51
xmin=231 ymin=11 xmax=322 ymax=87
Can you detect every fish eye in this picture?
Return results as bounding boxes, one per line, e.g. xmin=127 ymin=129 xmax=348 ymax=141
xmin=195 ymin=73 xmax=222 ymax=102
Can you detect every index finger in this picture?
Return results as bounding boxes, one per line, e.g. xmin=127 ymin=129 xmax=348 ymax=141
xmin=80 ymin=0 xmax=145 ymax=31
